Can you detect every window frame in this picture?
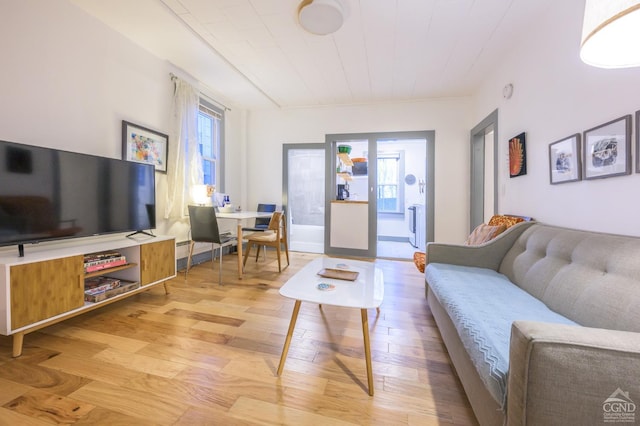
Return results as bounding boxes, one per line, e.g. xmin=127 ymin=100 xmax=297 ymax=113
xmin=376 ymin=151 xmax=405 ymax=214
xmin=197 ymin=98 xmax=224 ymax=192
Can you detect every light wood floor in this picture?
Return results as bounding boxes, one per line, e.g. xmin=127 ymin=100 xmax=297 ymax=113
xmin=0 ymin=251 xmax=477 ymax=425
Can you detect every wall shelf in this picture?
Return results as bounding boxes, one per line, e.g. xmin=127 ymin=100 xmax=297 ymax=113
xmin=84 ymin=263 xmax=138 ymax=279
xmin=337 ymin=153 xmax=353 ymax=166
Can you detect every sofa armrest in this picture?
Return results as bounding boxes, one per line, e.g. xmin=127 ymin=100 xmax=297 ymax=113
xmin=508 ymin=320 xmax=640 ymax=425
xmin=426 ymin=221 xmax=534 ymax=271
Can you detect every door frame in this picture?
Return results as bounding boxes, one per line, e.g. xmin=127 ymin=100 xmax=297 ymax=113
xmin=324 ymin=130 xmax=434 ymax=258
xmin=470 ymin=109 xmax=499 ymax=231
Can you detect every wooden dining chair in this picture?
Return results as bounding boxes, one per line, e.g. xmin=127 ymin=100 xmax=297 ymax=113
xmin=242 ymin=211 xmax=290 ymax=272
xmin=186 ymin=205 xmax=236 ymax=284
xmin=241 ymin=203 xmax=276 ymax=261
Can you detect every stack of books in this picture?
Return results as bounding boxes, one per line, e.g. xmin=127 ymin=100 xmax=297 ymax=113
xmin=84 ymin=251 xmax=127 ymax=273
xmin=84 ymin=275 xmax=139 ymax=303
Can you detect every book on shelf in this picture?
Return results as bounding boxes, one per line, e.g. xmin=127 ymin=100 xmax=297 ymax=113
xmin=84 ymin=276 xmax=121 ymax=294
xmin=83 ymin=251 xmax=123 ymax=263
xmin=84 ymin=256 xmax=127 ymax=273
xmin=84 ymin=279 xmax=140 ymax=303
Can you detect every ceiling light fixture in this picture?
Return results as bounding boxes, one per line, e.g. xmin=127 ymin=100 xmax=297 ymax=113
xmin=298 ymin=0 xmax=345 ymax=35
xmin=580 ymin=0 xmax=640 ymax=68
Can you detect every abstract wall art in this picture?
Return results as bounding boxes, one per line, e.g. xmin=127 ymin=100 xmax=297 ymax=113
xmin=509 ymin=132 xmax=527 ymax=178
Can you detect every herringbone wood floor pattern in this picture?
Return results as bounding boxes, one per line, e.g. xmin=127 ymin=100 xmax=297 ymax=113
xmin=0 ymin=251 xmax=477 ymax=425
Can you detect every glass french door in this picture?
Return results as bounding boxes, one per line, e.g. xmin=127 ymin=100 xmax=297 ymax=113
xmin=376 ymin=137 xmax=428 ymax=259
xmin=325 ymin=136 xmax=374 ymax=258
xmin=325 ymin=131 xmax=434 ymax=259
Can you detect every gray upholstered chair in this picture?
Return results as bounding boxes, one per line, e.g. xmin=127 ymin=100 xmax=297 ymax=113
xmin=186 ymin=205 xmax=236 ymax=284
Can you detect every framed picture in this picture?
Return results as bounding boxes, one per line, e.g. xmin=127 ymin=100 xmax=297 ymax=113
xmin=509 ymin=132 xmax=526 ymax=178
xmin=583 ymin=115 xmax=631 ymax=180
xmin=122 ymin=120 xmax=168 ymax=173
xmin=549 ymin=133 xmax=581 ymax=184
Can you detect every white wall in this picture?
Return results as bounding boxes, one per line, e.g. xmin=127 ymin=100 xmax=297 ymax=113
xmin=247 ymin=99 xmax=473 ymax=243
xmin=0 ymin=1 xmax=173 ymax=161
xmin=473 ymin=0 xmax=640 ymax=236
xmin=0 ymin=0 xmax=244 ymax=247
xmin=16 ymin=1 xmax=621 ymax=249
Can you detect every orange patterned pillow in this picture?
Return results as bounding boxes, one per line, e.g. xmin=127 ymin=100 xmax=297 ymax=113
xmin=465 ymin=223 xmax=507 ymax=245
xmin=488 ymin=214 xmax=525 ymax=229
xmin=413 ymin=251 xmax=426 ymax=273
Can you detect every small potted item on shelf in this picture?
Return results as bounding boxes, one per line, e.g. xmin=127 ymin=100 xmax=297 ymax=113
xmin=352 ymin=158 xmax=367 ymax=175
xmin=338 ymin=145 xmax=352 ymax=154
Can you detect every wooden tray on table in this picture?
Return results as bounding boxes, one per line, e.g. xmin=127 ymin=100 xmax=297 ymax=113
xmin=317 ymin=268 xmax=359 ymax=281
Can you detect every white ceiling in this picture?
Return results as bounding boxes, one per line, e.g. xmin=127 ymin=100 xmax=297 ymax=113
xmin=71 ymin=0 xmax=558 ymax=110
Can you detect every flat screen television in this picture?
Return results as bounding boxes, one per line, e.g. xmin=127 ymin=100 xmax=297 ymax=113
xmin=0 ymin=139 xmax=156 ymax=254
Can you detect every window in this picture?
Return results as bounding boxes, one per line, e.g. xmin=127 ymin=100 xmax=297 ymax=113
xmin=377 ymin=152 xmax=403 ymax=213
xmin=197 ymin=100 xmax=223 ymax=189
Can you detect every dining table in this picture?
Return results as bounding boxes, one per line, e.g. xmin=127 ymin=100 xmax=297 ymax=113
xmin=216 ymin=210 xmax=273 ymax=279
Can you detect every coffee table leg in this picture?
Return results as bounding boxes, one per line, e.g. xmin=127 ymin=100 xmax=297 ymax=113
xmin=277 ymin=300 xmax=301 ymax=376
xmin=361 ymin=308 xmax=374 ymax=396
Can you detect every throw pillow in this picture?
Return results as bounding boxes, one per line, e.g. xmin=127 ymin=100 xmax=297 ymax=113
xmin=413 ymin=251 xmax=426 ymax=273
xmin=488 ymin=214 xmax=525 ymax=229
xmin=464 ymin=223 xmax=507 ymax=246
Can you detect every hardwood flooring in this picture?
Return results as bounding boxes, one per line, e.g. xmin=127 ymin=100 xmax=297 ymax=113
xmin=0 ymin=251 xmax=477 ymax=425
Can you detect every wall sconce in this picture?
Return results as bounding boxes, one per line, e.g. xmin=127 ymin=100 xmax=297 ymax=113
xmin=580 ymin=0 xmax=640 ymax=68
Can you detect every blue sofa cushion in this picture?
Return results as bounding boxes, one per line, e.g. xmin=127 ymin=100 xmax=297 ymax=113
xmin=425 ymin=263 xmax=579 ymax=407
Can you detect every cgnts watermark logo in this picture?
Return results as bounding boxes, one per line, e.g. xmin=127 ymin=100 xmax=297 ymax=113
xmin=603 ymin=388 xmax=636 ymax=423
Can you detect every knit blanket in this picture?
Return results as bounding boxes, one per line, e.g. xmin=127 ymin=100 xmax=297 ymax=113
xmin=425 ymin=263 xmax=578 ymax=407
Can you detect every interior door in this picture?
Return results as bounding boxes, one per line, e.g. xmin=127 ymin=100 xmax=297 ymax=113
xmin=325 ymin=136 xmax=373 ymax=258
xmin=283 ymin=144 xmax=325 ymax=253
xmin=376 ymin=137 xmax=427 ymax=259
xmin=470 ymin=110 xmax=499 ymax=231
xmin=325 ymin=131 xmax=434 ymax=259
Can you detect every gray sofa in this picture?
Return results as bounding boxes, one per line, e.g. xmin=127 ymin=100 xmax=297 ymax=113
xmin=425 ymin=221 xmax=640 ymax=425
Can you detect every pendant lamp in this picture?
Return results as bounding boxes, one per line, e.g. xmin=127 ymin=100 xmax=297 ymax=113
xmin=580 ymin=0 xmax=640 ymax=68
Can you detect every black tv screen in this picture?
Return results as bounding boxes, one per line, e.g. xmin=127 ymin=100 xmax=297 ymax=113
xmin=0 ymin=140 xmax=156 ymax=247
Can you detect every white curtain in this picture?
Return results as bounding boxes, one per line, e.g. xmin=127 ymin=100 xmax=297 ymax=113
xmin=164 ymin=78 xmax=203 ymax=219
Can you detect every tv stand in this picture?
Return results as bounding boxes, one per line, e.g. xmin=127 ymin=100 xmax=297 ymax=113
xmin=0 ymin=234 xmax=176 ymax=357
xmin=18 ymin=244 xmax=24 ymax=258
xmin=126 ymin=229 xmax=156 ymax=238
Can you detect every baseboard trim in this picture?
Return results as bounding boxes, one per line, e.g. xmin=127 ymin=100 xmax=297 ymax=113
xmin=377 ymin=236 xmax=410 ymax=243
xmin=177 ymin=245 xmax=236 ymax=271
